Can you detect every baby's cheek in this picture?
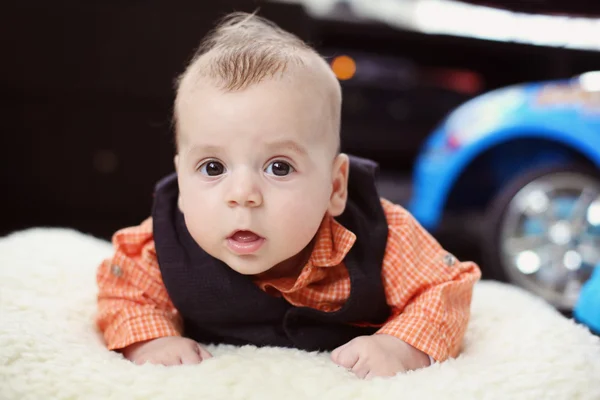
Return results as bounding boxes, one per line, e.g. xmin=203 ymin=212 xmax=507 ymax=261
xmin=181 ymin=196 xmax=222 ymax=249
xmin=276 ymin=201 xmax=324 ymax=240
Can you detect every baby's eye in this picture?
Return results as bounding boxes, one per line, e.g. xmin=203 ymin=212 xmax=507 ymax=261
xmin=198 ymin=160 xmax=226 ymax=176
xmin=265 ymin=161 xmax=295 ymax=176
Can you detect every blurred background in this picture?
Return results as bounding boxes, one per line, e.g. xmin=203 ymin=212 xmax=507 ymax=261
xmin=2 ymin=0 xmax=600 ymax=317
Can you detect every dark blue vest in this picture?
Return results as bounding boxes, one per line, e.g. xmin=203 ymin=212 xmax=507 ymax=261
xmin=152 ymin=156 xmax=390 ymax=351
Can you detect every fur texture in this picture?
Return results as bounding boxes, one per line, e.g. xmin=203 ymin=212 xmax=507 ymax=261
xmin=1 ymin=228 xmax=599 ymax=399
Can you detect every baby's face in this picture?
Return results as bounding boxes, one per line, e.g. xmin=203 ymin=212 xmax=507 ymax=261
xmin=174 ymin=73 xmax=343 ymax=275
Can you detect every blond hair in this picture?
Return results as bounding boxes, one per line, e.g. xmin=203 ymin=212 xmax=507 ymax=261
xmin=177 ymin=12 xmax=314 ymax=92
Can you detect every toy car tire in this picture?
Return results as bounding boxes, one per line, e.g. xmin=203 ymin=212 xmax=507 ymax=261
xmin=483 ymin=163 xmax=600 ymax=310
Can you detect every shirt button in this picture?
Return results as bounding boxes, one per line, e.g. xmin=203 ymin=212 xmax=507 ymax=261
xmin=443 ymin=253 xmax=456 ymax=266
xmin=111 ymin=264 xmax=123 ymax=277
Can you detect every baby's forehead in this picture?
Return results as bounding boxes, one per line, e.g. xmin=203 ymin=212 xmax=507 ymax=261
xmin=175 ymin=51 xmax=340 ymax=153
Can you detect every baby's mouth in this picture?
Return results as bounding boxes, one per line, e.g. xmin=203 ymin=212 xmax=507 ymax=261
xmin=226 ymin=230 xmax=265 ymax=255
xmin=229 ymin=230 xmax=262 ymax=242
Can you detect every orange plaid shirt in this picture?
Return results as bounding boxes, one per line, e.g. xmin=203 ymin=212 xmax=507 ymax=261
xmin=96 ymin=199 xmax=480 ymax=362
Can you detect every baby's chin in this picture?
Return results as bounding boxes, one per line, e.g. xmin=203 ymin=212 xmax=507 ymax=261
xmin=222 ymin=252 xmax=304 ymax=278
xmin=218 ymin=253 xmax=277 ymax=276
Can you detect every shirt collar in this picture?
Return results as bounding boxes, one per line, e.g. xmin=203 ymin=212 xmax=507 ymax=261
xmin=308 ymin=214 xmax=356 ymax=268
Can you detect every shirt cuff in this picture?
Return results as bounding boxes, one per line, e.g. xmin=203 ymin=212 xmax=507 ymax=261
xmin=376 ymin=315 xmax=448 ymax=362
xmin=103 ymin=311 xmax=182 ymax=351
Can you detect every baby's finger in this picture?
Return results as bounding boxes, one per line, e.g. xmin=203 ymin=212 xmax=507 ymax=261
xmin=136 ymin=354 xmax=179 ymax=366
xmin=197 ymin=344 xmax=213 ymax=360
xmin=332 ymin=346 xmax=359 ymax=369
xmin=180 ymin=349 xmax=203 ymax=365
xmin=133 ymin=357 xmax=148 ymax=366
xmin=164 ymin=354 xmax=184 ymax=366
xmin=365 ymin=371 xmax=376 ymax=380
xmin=330 ymin=342 xmax=350 ymax=363
xmin=351 ymin=358 xmax=370 ymax=380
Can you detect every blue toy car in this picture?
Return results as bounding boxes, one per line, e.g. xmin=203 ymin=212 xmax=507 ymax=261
xmin=409 ymin=71 xmax=600 ymax=311
xmin=574 ymin=263 xmax=600 ymax=334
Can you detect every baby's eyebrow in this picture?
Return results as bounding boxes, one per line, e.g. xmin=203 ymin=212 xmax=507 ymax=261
xmin=184 ymin=144 xmax=224 ymax=158
xmin=266 ymin=140 xmax=308 ymax=157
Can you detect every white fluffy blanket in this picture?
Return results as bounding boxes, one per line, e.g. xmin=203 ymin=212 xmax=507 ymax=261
xmin=1 ymin=228 xmax=600 ymax=400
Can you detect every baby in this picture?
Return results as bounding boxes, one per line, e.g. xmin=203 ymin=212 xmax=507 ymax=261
xmin=96 ymin=12 xmax=481 ymax=379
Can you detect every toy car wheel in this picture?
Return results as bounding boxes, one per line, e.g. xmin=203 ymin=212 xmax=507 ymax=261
xmin=484 ymin=164 xmax=600 ymax=310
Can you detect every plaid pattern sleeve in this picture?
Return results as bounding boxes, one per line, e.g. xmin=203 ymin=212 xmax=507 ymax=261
xmin=96 ymin=218 xmax=182 ymax=351
xmin=375 ymin=199 xmax=481 ymax=362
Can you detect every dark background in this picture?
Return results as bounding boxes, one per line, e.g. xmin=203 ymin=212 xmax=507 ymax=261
xmin=2 ymin=0 xmax=599 ymax=255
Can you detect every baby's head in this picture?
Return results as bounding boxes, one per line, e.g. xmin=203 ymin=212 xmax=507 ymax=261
xmin=173 ymin=12 xmax=349 ymax=276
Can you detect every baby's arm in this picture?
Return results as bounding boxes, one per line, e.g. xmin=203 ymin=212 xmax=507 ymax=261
xmin=332 ymin=200 xmax=481 ymax=378
xmin=96 ymin=218 xmax=212 ymax=365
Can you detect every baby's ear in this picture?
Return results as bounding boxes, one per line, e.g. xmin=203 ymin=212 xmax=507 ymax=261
xmin=328 ymin=153 xmax=349 ymax=217
xmin=173 ymin=155 xmax=180 ymax=173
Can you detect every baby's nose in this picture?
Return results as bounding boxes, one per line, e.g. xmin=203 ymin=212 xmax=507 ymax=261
xmin=225 ymin=172 xmax=263 ymax=208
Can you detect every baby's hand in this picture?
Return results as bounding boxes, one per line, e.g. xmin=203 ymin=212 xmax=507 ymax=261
xmin=122 ymin=336 xmax=212 ymax=366
xmin=331 ymin=334 xmax=430 ymax=379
